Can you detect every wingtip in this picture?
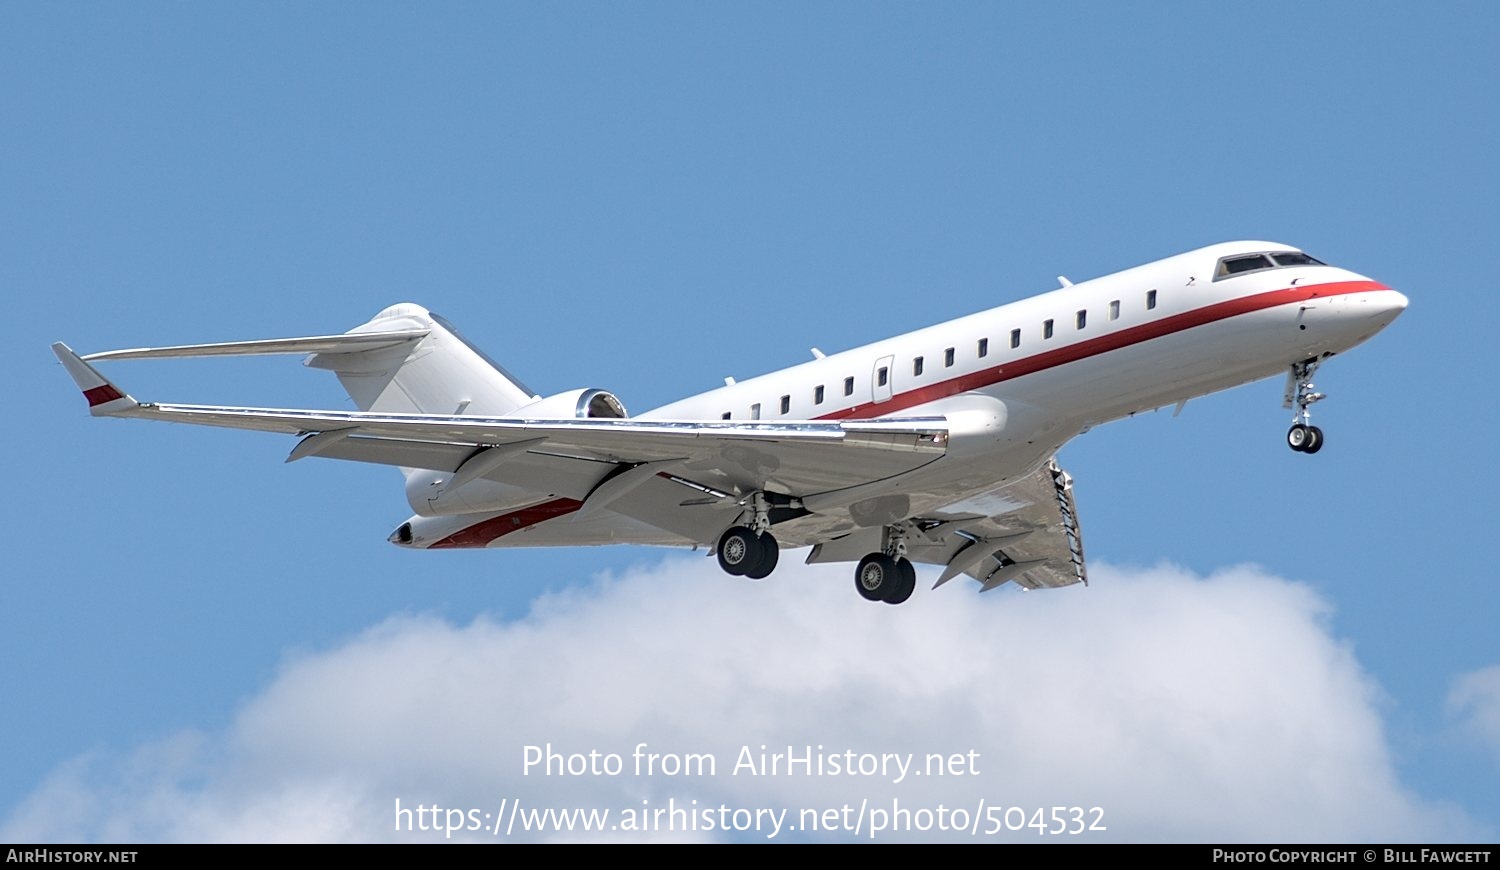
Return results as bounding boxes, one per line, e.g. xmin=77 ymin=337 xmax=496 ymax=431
xmin=53 ymin=341 xmax=138 ymax=414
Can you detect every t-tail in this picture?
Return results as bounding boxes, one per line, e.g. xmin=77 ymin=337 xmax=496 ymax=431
xmin=55 ymin=303 xmax=538 ymax=418
xmin=308 ymin=303 xmax=536 ymax=416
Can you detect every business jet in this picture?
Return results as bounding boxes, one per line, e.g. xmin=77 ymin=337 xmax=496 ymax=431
xmin=53 ymin=241 xmax=1406 ymax=605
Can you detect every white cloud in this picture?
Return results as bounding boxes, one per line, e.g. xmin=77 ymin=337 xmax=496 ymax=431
xmin=1449 ymin=665 xmax=1500 ymax=763
xmin=2 ymin=558 xmax=1483 ymax=842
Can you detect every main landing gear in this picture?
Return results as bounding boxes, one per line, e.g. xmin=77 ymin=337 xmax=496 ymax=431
xmin=715 ymin=491 xmax=780 ymax=581
xmin=716 ymin=525 xmax=779 ymax=580
xmin=854 ymin=553 xmax=916 ymax=605
xmin=853 ymin=525 xmax=916 ymax=605
xmin=1285 ymin=358 xmax=1327 ymax=454
xmin=711 ymin=493 xmax=917 ymax=605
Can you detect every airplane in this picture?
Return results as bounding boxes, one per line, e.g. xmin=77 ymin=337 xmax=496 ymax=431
xmin=52 ymin=241 xmax=1407 ymax=605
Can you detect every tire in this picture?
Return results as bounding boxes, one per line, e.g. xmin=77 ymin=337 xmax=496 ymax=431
xmin=855 ymin=553 xmax=897 ymax=602
xmin=744 ymin=532 xmax=779 ymax=579
xmin=1287 ymin=424 xmax=1310 ymax=452
xmin=884 ymin=558 xmax=916 ymax=605
xmin=716 ymin=526 xmax=762 ymax=576
xmin=1304 ymin=426 xmax=1324 ymax=454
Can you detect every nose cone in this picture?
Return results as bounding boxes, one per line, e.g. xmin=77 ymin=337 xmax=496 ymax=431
xmin=1317 ymin=282 xmax=1407 ymax=352
xmin=1336 ymin=283 xmax=1407 ymax=324
xmin=1365 ymin=285 xmax=1409 ymax=329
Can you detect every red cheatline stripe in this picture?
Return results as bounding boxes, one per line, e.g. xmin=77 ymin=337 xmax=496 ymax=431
xmin=429 ymin=279 xmax=1392 ymax=547
xmin=813 ymin=280 xmax=1392 ymax=420
xmin=83 ymin=385 xmax=125 ymax=406
xmin=428 ymin=497 xmax=584 ymax=549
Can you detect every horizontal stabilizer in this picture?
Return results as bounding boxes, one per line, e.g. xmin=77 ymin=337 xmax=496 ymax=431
xmin=79 ymin=329 xmax=429 ymax=362
xmin=52 ymin=342 xmax=138 ymax=415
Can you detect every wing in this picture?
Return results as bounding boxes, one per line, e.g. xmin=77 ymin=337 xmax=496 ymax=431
xmin=807 ymin=457 xmax=1087 ymax=592
xmin=52 ymin=342 xmax=948 ymax=519
xmin=55 ymin=341 xmax=1087 ymax=592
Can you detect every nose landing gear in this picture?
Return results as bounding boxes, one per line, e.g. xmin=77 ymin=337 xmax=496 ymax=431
xmin=1284 ymin=358 xmax=1326 ymax=454
xmin=1287 ymin=423 xmax=1323 ymax=454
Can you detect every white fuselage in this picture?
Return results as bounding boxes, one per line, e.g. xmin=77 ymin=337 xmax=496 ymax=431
xmin=635 ymin=240 xmax=1404 ymax=528
xmin=56 ymin=240 xmax=1406 ymax=569
xmin=392 ymin=240 xmax=1406 ymax=550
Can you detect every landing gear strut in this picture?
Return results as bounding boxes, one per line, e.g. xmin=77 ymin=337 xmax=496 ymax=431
xmin=716 ymin=492 xmax=780 ymax=580
xmin=1284 ymin=358 xmax=1326 ymax=454
xmin=853 ymin=526 xmax=917 ymax=605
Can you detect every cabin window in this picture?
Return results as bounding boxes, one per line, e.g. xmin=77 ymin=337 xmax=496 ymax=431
xmin=977 ymin=337 xmax=989 ymax=358
xmin=1076 ymin=310 xmax=1087 ymax=330
xmin=913 ymin=356 xmax=924 ymax=376
xmin=780 ymin=395 xmax=790 ymax=415
xmin=813 ymin=385 xmax=824 ymax=405
xmin=721 ymin=411 xmax=731 ymax=420
xmin=944 ymin=347 xmax=955 ymax=367
xmin=1010 ymin=328 xmax=1021 ymax=349
xmin=878 ymin=367 xmax=888 ymax=387
xmin=750 ymin=403 xmax=760 ymax=420
xmin=1109 ymin=299 xmax=1120 ymax=320
xmin=1146 ymin=289 xmax=1157 ymax=310
xmin=844 ymin=376 xmax=855 ymax=396
xmin=1043 ymin=319 xmax=1054 ymax=339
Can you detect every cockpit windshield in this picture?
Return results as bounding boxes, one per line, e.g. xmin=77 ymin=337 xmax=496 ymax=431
xmin=1269 ymin=252 xmax=1324 ymax=267
xmin=1214 ymin=251 xmax=1327 ymax=281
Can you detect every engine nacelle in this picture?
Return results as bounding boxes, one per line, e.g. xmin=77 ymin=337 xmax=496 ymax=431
xmin=404 ymin=469 xmax=536 ymax=517
xmin=400 ymin=388 xmax=627 ymax=518
xmin=505 ymin=388 xmax=627 ymax=419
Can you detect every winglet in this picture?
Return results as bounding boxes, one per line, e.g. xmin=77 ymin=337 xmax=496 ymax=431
xmin=51 ymin=342 xmax=139 ymax=416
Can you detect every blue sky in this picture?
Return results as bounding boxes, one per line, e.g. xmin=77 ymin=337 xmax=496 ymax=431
xmin=3 ymin=2 xmax=1498 ymax=842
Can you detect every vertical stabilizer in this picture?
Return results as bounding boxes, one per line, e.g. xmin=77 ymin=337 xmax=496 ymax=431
xmin=308 ymin=303 xmax=535 ymax=416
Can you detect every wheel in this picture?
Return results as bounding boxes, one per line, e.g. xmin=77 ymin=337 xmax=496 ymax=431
xmin=743 ymin=532 xmax=779 ymax=579
xmin=855 ymin=553 xmax=899 ymax=602
xmin=1303 ymin=426 xmax=1324 ymax=454
xmin=1287 ymin=424 xmax=1311 ymax=452
xmin=884 ymin=558 xmax=916 ymax=605
xmin=716 ymin=526 xmax=763 ymax=576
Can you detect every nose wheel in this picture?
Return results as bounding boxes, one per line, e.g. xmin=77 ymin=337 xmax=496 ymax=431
xmin=1287 ymin=423 xmax=1324 ymax=454
xmin=1284 ymin=358 xmax=1328 ymax=454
